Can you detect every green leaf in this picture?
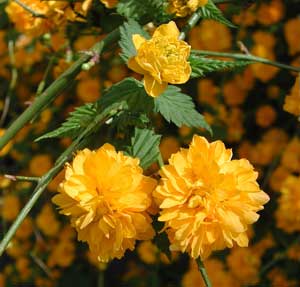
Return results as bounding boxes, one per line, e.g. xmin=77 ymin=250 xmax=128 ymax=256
xmin=117 ymin=0 xmax=171 ymax=24
xmin=128 ymin=128 xmax=161 ymax=169
xmin=119 ymin=19 xmax=150 ymax=62
xmin=112 ymin=112 xmax=150 ymax=132
xmin=36 ymin=78 xmax=153 ymax=141
xmin=99 ymin=77 xmax=154 ymax=114
xmin=35 ymin=103 xmax=97 ymax=141
xmin=189 ymin=53 xmax=253 ymax=78
xmin=154 ymin=86 xmax=212 ymax=133
xmin=200 ymin=0 xmax=236 ymax=28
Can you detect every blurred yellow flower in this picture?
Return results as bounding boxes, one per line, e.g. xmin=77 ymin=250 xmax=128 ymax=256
xmin=1 ymin=194 xmax=21 ymax=221
xmin=168 ymin=0 xmax=208 ymax=17
xmin=101 ymin=0 xmax=118 ymax=8
xmin=153 ymin=135 xmax=269 ymax=259
xmin=276 ymin=175 xmax=300 ymax=233
xmin=284 ymin=18 xmax=300 ymax=56
xmin=284 ymin=76 xmax=300 ymax=117
xmin=128 ymin=21 xmax=191 ymax=97
xmin=227 ymin=247 xmax=261 ymax=286
xmin=53 ymin=144 xmax=156 ymax=262
xmin=255 ymin=105 xmax=277 ymax=128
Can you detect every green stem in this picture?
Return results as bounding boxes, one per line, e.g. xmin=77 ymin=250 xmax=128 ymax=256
xmin=0 ymin=107 xmax=119 ymax=256
xmin=4 ymin=175 xmax=40 ymax=182
xmin=0 ymin=28 xmax=120 ymax=150
xmin=196 ymin=258 xmax=212 ymax=287
xmin=0 ymin=41 xmax=17 ymax=127
xmin=13 ymin=0 xmax=46 ymax=18
xmin=36 ymin=56 xmax=56 ymax=97
xmin=157 ymin=153 xmax=164 ymax=169
xmin=179 ymin=8 xmax=203 ymax=40
xmin=97 ymin=271 xmax=105 ymax=287
xmin=192 ymin=50 xmax=300 ymax=73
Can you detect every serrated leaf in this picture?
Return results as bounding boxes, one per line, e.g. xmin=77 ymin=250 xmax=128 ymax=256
xmin=117 ymin=0 xmax=171 ymax=24
xmin=128 ymin=128 xmax=161 ymax=169
xmin=189 ymin=52 xmax=253 ymax=78
xmin=119 ymin=19 xmax=150 ymax=62
xmin=200 ymin=0 xmax=236 ymax=28
xmin=35 ymin=103 xmax=97 ymax=141
xmin=154 ymin=86 xmax=212 ymax=134
xmin=99 ymin=77 xmax=154 ymax=114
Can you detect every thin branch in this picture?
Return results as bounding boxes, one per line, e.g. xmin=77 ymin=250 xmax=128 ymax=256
xmin=179 ymin=8 xmax=203 ymax=40
xmin=0 ymin=41 xmax=17 ymax=127
xmin=196 ymin=258 xmax=212 ymax=287
xmin=0 ymin=106 xmax=121 ymax=256
xmin=192 ymin=50 xmax=300 ymax=73
xmin=4 ymin=175 xmax=40 ymax=182
xmin=13 ymin=0 xmax=46 ymax=18
xmin=0 ymin=28 xmax=120 ymax=150
xmin=35 ymin=56 xmax=56 ymax=97
xmin=30 ymin=252 xmax=53 ymax=278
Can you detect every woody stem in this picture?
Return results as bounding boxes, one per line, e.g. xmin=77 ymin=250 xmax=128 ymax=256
xmin=0 ymin=28 xmax=120 ymax=150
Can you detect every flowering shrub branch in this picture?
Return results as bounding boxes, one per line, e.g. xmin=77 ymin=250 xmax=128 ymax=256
xmin=1 ymin=0 xmax=300 ymax=286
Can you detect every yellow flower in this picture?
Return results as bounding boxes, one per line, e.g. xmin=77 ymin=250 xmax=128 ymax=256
xmin=153 ymin=135 xmax=269 ymax=260
xmin=128 ymin=21 xmax=191 ymax=97
xmin=284 ymin=76 xmax=300 ymax=117
xmin=168 ymin=0 xmax=208 ymax=17
xmin=52 ymin=144 xmax=156 ymax=262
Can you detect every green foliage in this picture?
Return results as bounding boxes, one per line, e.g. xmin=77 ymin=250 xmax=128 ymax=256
xmin=154 ymin=86 xmax=212 ymax=133
xmin=112 ymin=111 xmax=150 ymax=132
xmin=127 ymin=127 xmax=161 ymax=169
xmin=35 ymin=103 xmax=98 ymax=141
xmin=189 ymin=53 xmax=253 ymax=77
xmin=99 ymin=77 xmax=154 ymax=113
xmin=119 ymin=19 xmax=150 ymax=62
xmin=200 ymin=0 xmax=236 ymax=28
xmin=36 ymin=78 xmax=153 ymax=141
xmin=117 ymin=0 xmax=171 ymax=24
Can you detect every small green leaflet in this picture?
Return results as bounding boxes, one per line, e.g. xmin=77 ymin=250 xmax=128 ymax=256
xmin=117 ymin=0 xmax=171 ymax=24
xmin=189 ymin=52 xmax=253 ymax=78
xmin=200 ymin=0 xmax=236 ymax=28
xmin=35 ymin=103 xmax=97 ymax=141
xmin=99 ymin=77 xmax=154 ymax=113
xmin=128 ymin=128 xmax=161 ymax=169
xmin=119 ymin=19 xmax=150 ymax=62
xmin=154 ymin=86 xmax=212 ymax=134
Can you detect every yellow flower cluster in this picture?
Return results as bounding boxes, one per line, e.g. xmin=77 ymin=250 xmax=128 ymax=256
xmin=153 ymin=135 xmax=269 ymax=259
xmin=53 ymin=144 xmax=156 ymax=262
xmin=168 ymin=0 xmax=208 ymax=17
xmin=128 ymin=21 xmax=191 ymax=97
xmin=5 ymin=0 xmax=88 ymax=36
